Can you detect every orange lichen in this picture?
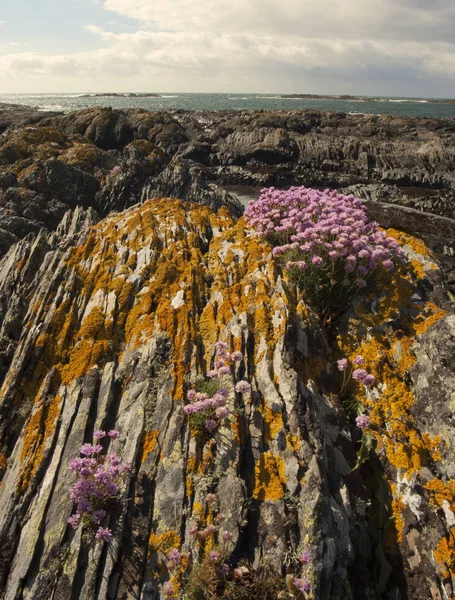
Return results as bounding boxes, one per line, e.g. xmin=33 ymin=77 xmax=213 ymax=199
xmin=262 ymin=404 xmax=284 ymax=442
xmin=391 ymin=497 xmax=406 ymax=543
xmin=141 ymin=430 xmax=159 ymax=462
xmin=17 ymin=393 xmax=61 ymax=494
xmin=425 ymin=478 xmax=455 ymax=510
xmin=148 ymin=530 xmax=181 ymax=557
xmin=434 ymin=527 xmax=455 ymax=580
xmin=253 ymin=452 xmax=286 ymax=502
xmin=0 ymin=454 xmax=7 ymax=470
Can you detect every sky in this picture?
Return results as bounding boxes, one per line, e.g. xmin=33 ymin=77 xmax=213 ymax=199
xmin=1 ymin=0 xmax=455 ymax=96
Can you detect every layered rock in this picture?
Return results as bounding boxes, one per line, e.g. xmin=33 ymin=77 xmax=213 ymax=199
xmin=0 ymin=199 xmax=453 ymax=599
xmin=1 ymin=104 xmax=455 ymax=292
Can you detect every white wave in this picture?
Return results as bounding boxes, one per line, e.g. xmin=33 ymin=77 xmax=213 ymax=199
xmin=161 ymin=95 xmax=178 ymax=98
xmin=37 ymin=104 xmax=65 ymax=111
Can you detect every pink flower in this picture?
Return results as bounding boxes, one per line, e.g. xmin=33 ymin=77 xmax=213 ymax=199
xmin=352 ymin=369 xmax=368 ymax=382
xmin=311 ymin=255 xmax=323 ymax=266
xmin=93 ymin=430 xmax=106 ymax=440
xmin=162 ymin=581 xmax=175 ymax=597
xmin=337 ymin=358 xmax=348 ymax=371
xmin=205 ymin=493 xmax=217 ymax=503
xmin=215 ymin=406 xmax=229 ymax=419
xmin=235 ymin=381 xmax=251 ymax=394
xmin=209 ymin=551 xmax=220 ymax=561
xmin=231 ymin=351 xmax=244 ymax=362
xmin=187 ymin=389 xmax=196 ymax=400
xmin=355 ymin=414 xmax=371 ymax=429
xmin=107 ymin=430 xmax=120 ymax=439
xmin=382 ymin=259 xmax=394 ymax=271
xmin=68 ymin=514 xmax=80 ymax=529
xmin=299 ymin=550 xmax=310 ymax=564
xmin=294 ymin=577 xmax=310 ymax=593
xmin=207 ymin=369 xmax=219 ymax=379
xmin=222 ymin=530 xmax=233 ymax=541
xmin=205 ymin=420 xmax=217 ymax=431
xmin=95 ymin=527 xmax=112 ymax=542
xmin=353 ymin=355 xmax=364 ymax=365
xmin=168 ymin=548 xmax=181 ymax=564
xmin=363 ymin=374 xmax=375 ymax=387
xmin=218 ymin=366 xmax=231 ymax=375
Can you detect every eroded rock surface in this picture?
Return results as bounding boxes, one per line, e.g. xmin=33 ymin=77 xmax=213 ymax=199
xmin=0 ymin=198 xmax=453 ymax=599
xmin=1 ymin=104 xmax=455 ymax=266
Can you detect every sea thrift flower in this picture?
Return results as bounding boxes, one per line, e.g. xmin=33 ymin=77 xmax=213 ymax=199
xmin=205 ymin=420 xmax=217 ymax=431
xmin=245 ymin=186 xmax=402 ymax=313
xmin=235 ymin=381 xmax=251 ymax=393
xmin=218 ymin=366 xmax=231 ymax=375
xmin=108 ymin=430 xmax=120 ymax=439
xmin=294 ymin=577 xmax=310 ymax=593
xmin=68 ymin=436 xmax=129 ymax=541
xmin=206 ymin=524 xmax=218 ymax=534
xmin=162 ymin=582 xmax=175 ymax=597
xmin=352 ymin=369 xmax=368 ymax=383
xmin=68 ymin=515 xmax=80 ymax=529
xmin=299 ymin=551 xmax=310 ymax=564
xmin=337 ymin=358 xmax=348 ymax=371
xmin=215 ymin=407 xmax=229 ymax=419
xmin=353 ymin=355 xmax=364 ymax=365
xmin=363 ymin=374 xmax=375 ymax=387
xmin=222 ymin=530 xmax=233 ymax=541
xmin=356 ymin=414 xmax=371 ymax=429
xmin=231 ymin=351 xmax=244 ymax=362
xmin=91 ymin=510 xmax=106 ymax=524
xmin=95 ymin=527 xmax=112 ymax=542
xmin=168 ymin=548 xmax=181 ymax=564
xmin=221 ymin=564 xmax=229 ymax=576
xmin=383 ymin=259 xmax=394 ymax=271
xmin=210 ymin=551 xmax=220 ymax=561
xmin=189 ymin=525 xmax=198 ymax=535
xmin=207 ymin=370 xmax=218 ymax=379
xmin=234 ymin=566 xmax=249 ymax=579
xmin=205 ymin=493 xmax=217 ymax=503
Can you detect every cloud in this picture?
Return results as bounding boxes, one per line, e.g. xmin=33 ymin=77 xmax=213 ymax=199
xmin=2 ymin=0 xmax=455 ymax=94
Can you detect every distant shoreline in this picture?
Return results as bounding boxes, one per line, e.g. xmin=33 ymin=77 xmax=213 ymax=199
xmin=280 ymin=93 xmax=455 ymax=104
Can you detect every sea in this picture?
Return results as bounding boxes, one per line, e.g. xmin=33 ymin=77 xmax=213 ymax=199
xmin=1 ymin=93 xmax=455 ymax=119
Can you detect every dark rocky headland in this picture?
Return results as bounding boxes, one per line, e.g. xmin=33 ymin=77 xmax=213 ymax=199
xmin=1 ymin=102 xmax=455 ymax=599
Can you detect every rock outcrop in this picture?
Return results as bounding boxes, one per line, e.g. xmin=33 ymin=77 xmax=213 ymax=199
xmin=0 ymin=198 xmax=453 ymax=599
xmin=1 ymin=104 xmax=455 ymax=291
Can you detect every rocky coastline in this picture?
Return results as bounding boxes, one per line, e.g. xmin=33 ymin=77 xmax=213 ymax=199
xmin=1 ymin=103 xmax=455 ymax=599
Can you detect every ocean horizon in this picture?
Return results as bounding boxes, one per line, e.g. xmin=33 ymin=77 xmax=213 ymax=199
xmin=2 ymin=92 xmax=455 ymax=119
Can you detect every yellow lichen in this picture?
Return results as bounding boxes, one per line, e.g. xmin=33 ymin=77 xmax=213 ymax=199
xmin=141 ymin=430 xmax=159 ymax=462
xmin=434 ymin=527 xmax=455 ymax=580
xmin=17 ymin=393 xmax=61 ymax=493
xmin=253 ymin=452 xmax=286 ymax=502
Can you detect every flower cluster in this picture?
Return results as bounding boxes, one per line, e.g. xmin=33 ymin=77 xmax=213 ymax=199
xmin=188 ymin=493 xmax=234 ymax=549
xmin=337 ymin=356 xmax=375 ymax=430
xmin=245 ymin=187 xmax=403 ymax=314
xmin=338 ymin=355 xmax=375 ymax=388
xmin=184 ymin=342 xmax=251 ymax=434
xmin=67 ymin=430 xmax=130 ymax=542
